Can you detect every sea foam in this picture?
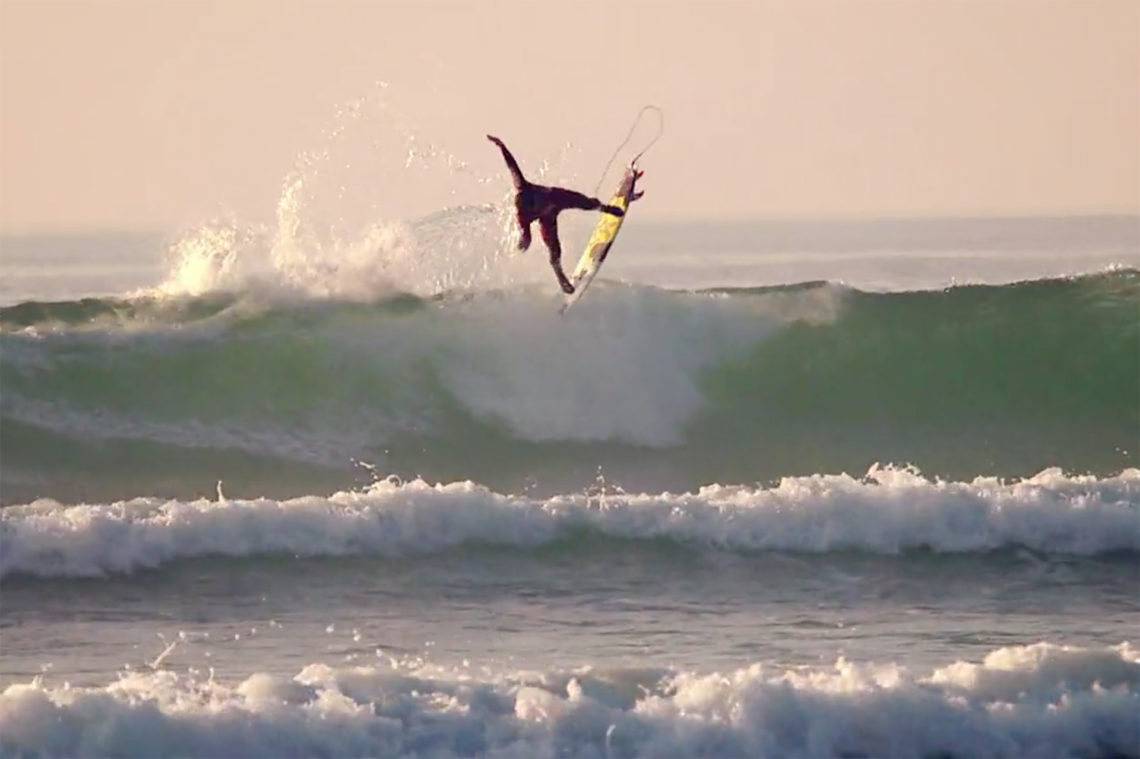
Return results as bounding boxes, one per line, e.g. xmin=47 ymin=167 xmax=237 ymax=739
xmin=2 ymin=467 xmax=1136 ymax=579
xmin=1 ymin=642 xmax=1136 ymax=758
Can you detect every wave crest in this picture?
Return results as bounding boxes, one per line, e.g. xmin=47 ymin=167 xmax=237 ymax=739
xmin=2 ymin=467 xmax=1136 ymax=579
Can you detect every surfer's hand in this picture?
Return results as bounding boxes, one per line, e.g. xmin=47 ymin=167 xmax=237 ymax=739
xmin=486 ymin=134 xmax=503 ymax=146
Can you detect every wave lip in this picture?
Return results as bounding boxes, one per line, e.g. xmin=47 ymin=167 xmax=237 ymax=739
xmin=1 ymin=642 xmax=1136 ymax=759
xmin=2 ymin=467 xmax=1136 ymax=579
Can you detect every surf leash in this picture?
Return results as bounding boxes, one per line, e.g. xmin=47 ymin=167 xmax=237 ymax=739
xmin=593 ymin=105 xmax=664 ymax=196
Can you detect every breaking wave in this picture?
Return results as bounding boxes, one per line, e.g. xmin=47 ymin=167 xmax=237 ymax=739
xmin=1 ymin=269 xmax=1136 ymax=502
xmin=3 ymin=467 xmax=1136 ymax=579
xmin=1 ymin=642 xmax=1136 ymax=758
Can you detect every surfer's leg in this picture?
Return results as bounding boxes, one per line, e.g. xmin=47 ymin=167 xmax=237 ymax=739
xmin=548 ymin=187 xmax=598 ymax=210
xmin=487 ymin=135 xmax=526 ymax=189
xmin=547 ymin=188 xmax=620 ymax=217
xmin=548 ymin=187 xmax=624 ymax=217
xmin=539 ymin=216 xmax=574 ymax=294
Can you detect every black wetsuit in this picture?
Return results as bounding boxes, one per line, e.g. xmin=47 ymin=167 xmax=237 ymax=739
xmin=488 ymin=135 xmax=624 ymax=294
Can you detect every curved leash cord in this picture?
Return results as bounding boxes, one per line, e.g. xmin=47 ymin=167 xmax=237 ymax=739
xmin=593 ymin=105 xmax=664 ymax=196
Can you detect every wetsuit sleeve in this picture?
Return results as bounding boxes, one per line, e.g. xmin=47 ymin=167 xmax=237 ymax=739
xmin=487 ymin=135 xmax=526 ymax=190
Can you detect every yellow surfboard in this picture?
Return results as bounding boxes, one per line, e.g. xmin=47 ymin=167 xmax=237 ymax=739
xmin=559 ymin=164 xmax=643 ymax=314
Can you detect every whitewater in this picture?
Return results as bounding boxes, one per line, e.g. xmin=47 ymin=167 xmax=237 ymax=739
xmin=1 ymin=111 xmax=1138 ymax=756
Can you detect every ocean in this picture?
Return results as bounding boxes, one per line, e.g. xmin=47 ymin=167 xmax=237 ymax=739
xmin=1 ymin=210 xmax=1138 ymax=758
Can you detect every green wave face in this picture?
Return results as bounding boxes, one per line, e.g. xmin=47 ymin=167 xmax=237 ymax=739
xmin=696 ymin=270 xmax=1139 ymax=477
xmin=2 ymin=270 xmax=1136 ymax=503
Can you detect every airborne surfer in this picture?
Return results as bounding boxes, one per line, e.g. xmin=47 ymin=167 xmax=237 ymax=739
xmin=487 ymin=135 xmax=641 ymax=294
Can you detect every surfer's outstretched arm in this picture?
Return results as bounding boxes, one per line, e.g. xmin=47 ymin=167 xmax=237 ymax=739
xmin=487 ymin=135 xmax=526 ymax=190
xmin=547 ymin=187 xmax=625 ymax=217
xmin=538 ymin=216 xmax=574 ymax=294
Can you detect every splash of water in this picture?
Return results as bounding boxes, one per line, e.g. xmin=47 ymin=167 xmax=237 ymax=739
xmin=154 ymin=220 xmax=262 ymax=298
xmin=147 ymin=82 xmax=580 ymax=302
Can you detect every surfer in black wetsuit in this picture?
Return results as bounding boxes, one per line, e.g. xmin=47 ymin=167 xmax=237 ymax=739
xmin=488 ymin=135 xmax=631 ymax=294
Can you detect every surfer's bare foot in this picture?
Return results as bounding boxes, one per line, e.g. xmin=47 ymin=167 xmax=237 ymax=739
xmin=558 ymin=276 xmax=575 ymax=294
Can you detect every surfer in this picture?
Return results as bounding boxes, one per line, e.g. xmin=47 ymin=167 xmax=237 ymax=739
xmin=487 ymin=135 xmax=637 ymax=294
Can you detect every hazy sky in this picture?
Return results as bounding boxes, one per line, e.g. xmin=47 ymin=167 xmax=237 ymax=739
xmin=1 ymin=0 xmax=1137 ymax=232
